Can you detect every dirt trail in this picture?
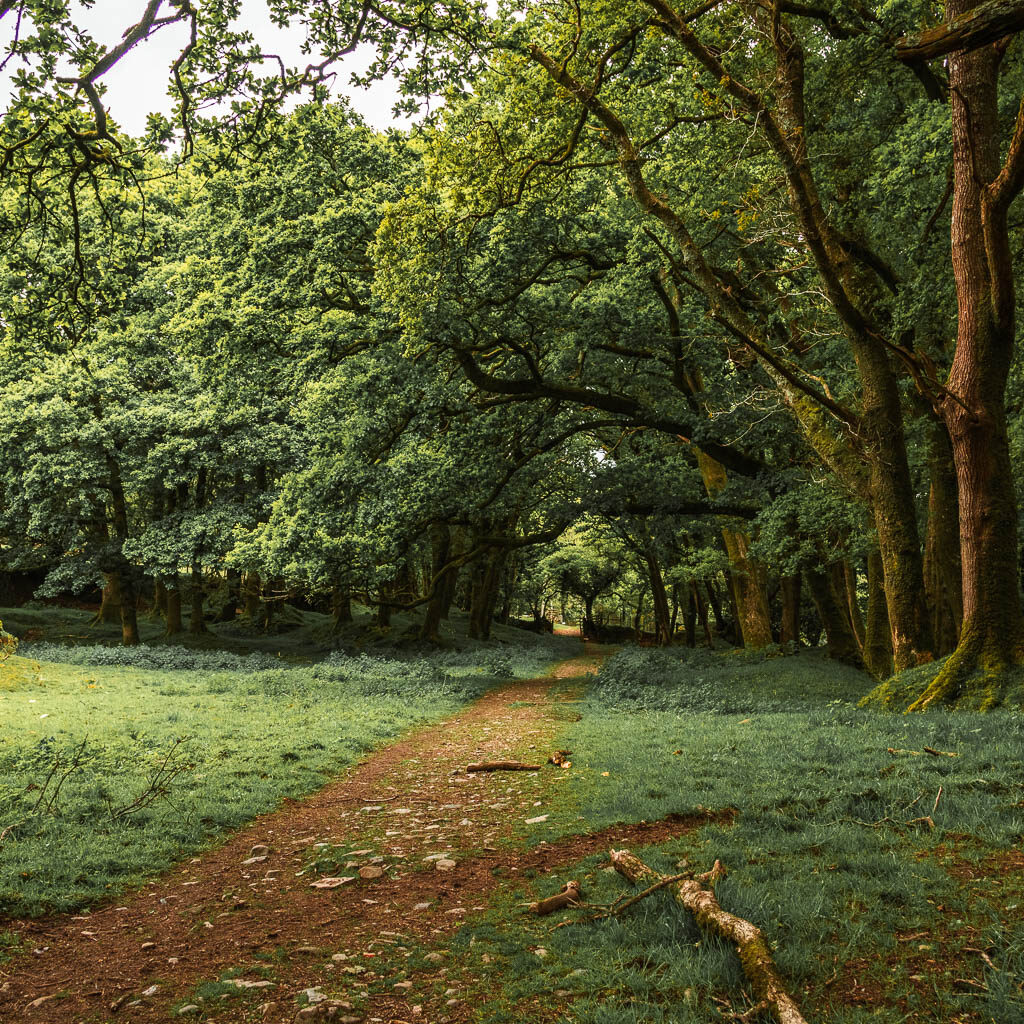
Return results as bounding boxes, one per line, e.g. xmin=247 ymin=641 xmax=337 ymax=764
xmin=0 ymin=645 xmax=706 ymax=1024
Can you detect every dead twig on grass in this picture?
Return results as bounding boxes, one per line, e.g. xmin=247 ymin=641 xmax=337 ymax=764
xmin=887 ymin=747 xmax=958 ymax=757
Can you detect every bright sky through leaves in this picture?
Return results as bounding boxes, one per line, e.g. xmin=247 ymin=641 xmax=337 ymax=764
xmin=0 ymin=1 xmax=410 ymax=134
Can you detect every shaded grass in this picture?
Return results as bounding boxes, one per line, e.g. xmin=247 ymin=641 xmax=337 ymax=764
xmin=0 ymin=630 xmax=572 ymax=918
xmin=453 ymin=645 xmax=1024 ymax=1023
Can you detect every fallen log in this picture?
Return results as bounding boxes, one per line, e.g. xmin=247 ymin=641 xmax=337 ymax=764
xmin=465 ymin=760 xmax=542 ymax=773
xmin=530 ymin=880 xmax=582 ymax=915
xmin=609 ymin=849 xmax=809 ymax=1024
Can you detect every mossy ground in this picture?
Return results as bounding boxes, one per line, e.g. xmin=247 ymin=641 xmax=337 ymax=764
xmin=861 ymin=654 xmax=1024 ymax=712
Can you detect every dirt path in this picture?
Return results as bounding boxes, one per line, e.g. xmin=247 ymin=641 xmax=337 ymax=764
xmin=0 ymin=646 xmax=712 ymax=1024
xmin=0 ymin=649 xmax=588 ymax=1021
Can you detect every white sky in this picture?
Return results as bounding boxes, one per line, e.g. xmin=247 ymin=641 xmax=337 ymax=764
xmin=1 ymin=2 xmax=412 ymax=135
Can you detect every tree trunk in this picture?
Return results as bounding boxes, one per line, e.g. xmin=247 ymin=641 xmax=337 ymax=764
xmin=93 ymin=573 xmax=122 ymax=625
xmin=863 ymin=549 xmax=893 ymax=680
xmin=215 ymin=568 xmax=240 ymax=623
xmin=780 ymin=573 xmax=801 ymax=647
xmin=806 ymin=569 xmax=865 ymax=668
xmin=189 ymin=562 xmax=206 ymax=634
xmin=119 ymin=572 xmax=140 ymax=646
xmin=420 ymin=523 xmax=452 ymax=642
xmin=705 ymin=581 xmax=727 ymax=642
xmin=165 ymin=581 xmax=183 ymax=636
xmin=696 ymin=453 xmax=773 ymax=647
xmin=923 ymin=419 xmax=964 ymax=656
xmin=243 ymin=572 xmax=261 ymax=619
xmin=644 ymin=545 xmax=673 ymax=646
xmin=632 ymin=588 xmax=646 ymax=640
xmin=332 ymin=587 xmax=353 ymax=630
xmin=839 ymin=561 xmax=866 ymax=651
xmin=151 ymin=578 xmax=168 ymax=620
xmin=912 ymin=3 xmax=1024 ymax=708
xmin=685 ymin=583 xmax=701 ymax=647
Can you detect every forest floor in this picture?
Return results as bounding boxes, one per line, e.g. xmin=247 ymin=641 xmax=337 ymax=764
xmin=0 ymin=645 xmax=661 ymax=1024
xmin=2 ymin=640 xmax=1024 ymax=1024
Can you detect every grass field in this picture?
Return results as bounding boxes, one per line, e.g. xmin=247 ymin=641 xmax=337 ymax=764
xmin=0 ymin=604 xmax=577 ymax=918
xmin=452 ymin=646 xmax=1024 ymax=1023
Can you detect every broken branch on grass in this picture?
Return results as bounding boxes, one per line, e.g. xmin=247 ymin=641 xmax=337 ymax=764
xmin=609 ymin=848 xmax=810 ymax=1024
xmin=530 ymin=879 xmax=583 ymax=915
xmin=887 ymin=746 xmax=958 ymax=757
xmin=465 ymin=760 xmax=542 ymax=773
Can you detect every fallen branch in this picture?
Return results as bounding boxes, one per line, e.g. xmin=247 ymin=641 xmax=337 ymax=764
xmin=609 ymin=849 xmax=809 ymax=1024
xmin=887 ymin=747 xmax=958 ymax=757
xmin=530 ymin=880 xmax=583 ymax=915
xmin=465 ymin=761 xmax=542 ymax=773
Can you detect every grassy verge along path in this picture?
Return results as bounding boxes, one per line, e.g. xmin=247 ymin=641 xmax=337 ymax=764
xmin=0 ymin=618 xmax=576 ymax=918
xmin=446 ymin=646 xmax=1024 ymax=1024
xmin=0 ymin=647 xmax=608 ymax=1022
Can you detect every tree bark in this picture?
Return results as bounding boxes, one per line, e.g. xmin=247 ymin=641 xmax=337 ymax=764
xmin=165 ymin=581 xmax=183 ymax=636
xmin=840 ymin=561 xmax=866 ymax=651
xmin=644 ymin=544 xmax=673 ymax=646
xmin=609 ymin=849 xmax=809 ymax=1024
xmin=119 ymin=572 xmax=140 ymax=647
xmin=696 ymin=452 xmax=773 ymax=647
xmin=151 ymin=577 xmax=168 ymax=620
xmin=215 ymin=568 xmax=240 ymax=623
xmin=807 ymin=568 xmax=865 ymax=668
xmin=189 ymin=562 xmax=206 ymax=634
xmin=332 ymin=587 xmax=353 ymax=629
xmin=242 ymin=572 xmax=261 ymax=619
xmin=421 ymin=523 xmax=453 ymax=642
xmin=93 ymin=573 xmax=122 ymax=625
xmin=863 ymin=549 xmax=893 ymax=679
xmin=912 ymin=1 xmax=1024 ymax=708
xmin=923 ymin=419 xmax=964 ymax=656
xmin=779 ymin=573 xmax=801 ymax=647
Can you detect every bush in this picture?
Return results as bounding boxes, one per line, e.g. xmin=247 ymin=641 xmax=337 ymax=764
xmin=21 ymin=642 xmax=286 ymax=673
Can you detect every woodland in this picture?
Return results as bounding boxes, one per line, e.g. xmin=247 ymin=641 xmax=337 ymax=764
xmin=5 ymin=0 xmax=1024 ymax=708
xmin=1 ymin=2 xmax=1024 ymax=1023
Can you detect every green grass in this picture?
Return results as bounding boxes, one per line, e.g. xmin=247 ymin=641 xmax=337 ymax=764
xmin=450 ymin=645 xmax=1024 ymax=1023
xmin=0 ymin=607 xmax=578 ymax=919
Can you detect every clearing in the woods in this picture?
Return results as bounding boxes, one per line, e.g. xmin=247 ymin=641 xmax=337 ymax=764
xmin=1 ymin=636 xmax=1023 ymax=1024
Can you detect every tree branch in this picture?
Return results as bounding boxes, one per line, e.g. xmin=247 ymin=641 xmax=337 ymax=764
xmin=896 ymin=0 xmax=1024 ymax=63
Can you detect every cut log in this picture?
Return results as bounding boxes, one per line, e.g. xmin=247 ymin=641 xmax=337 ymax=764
xmin=609 ymin=849 xmax=809 ymax=1024
xmin=530 ymin=880 xmax=582 ymax=915
xmin=465 ymin=761 xmax=542 ymax=773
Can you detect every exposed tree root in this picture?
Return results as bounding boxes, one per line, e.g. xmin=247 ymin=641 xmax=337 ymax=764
xmin=906 ymin=623 xmax=1018 ymax=712
xmin=465 ymin=760 xmax=542 ymax=773
xmin=609 ymin=849 xmax=809 ymax=1024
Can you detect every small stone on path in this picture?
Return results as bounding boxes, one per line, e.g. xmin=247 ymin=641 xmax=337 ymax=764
xmin=311 ymin=877 xmax=355 ymax=889
xmin=358 ymin=866 xmax=384 ymax=879
xmin=435 ymin=859 xmax=456 ymax=871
